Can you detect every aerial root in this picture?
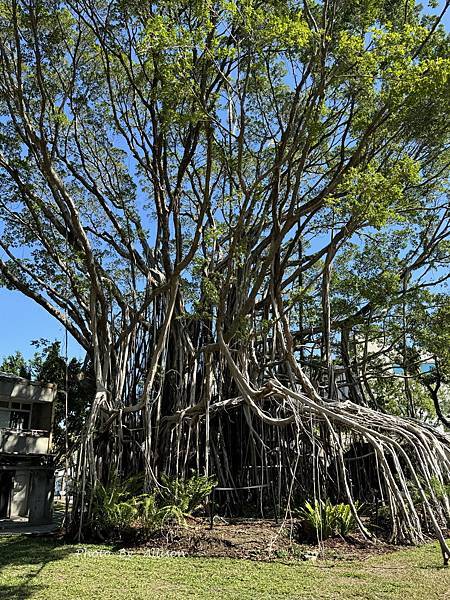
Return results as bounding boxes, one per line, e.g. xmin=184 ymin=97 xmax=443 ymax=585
xmin=264 ymin=380 xmax=450 ymax=565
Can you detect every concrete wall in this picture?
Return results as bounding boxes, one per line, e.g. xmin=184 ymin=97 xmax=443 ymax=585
xmin=28 ymin=470 xmax=54 ymax=524
xmin=0 ymin=375 xmax=57 ymax=405
xmin=0 ymin=468 xmax=55 ymax=523
xmin=0 ymin=430 xmax=50 ymax=454
xmin=10 ymin=470 xmax=30 ymax=518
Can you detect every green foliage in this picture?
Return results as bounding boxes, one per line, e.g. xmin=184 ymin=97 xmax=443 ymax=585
xmin=90 ymin=474 xmax=216 ymax=541
xmin=133 ymin=492 xmax=176 ymax=534
xmin=373 ymin=376 xmax=436 ymax=420
xmin=134 ymin=491 xmax=157 ymax=527
xmin=0 ymin=351 xmax=30 ymax=378
xmin=159 ymin=474 xmax=217 ymax=514
xmin=429 ymin=476 xmax=450 ymax=504
xmin=91 ymin=478 xmax=139 ymax=540
xmin=332 ymin=157 xmax=421 ymax=228
xmin=231 ymin=0 xmax=311 ymax=51
xmin=334 ymin=502 xmax=358 ymax=536
xmin=299 ymin=499 xmax=336 ymax=539
xmin=407 ymin=475 xmax=450 ymax=510
xmin=412 ymin=300 xmax=450 ymax=379
xmin=297 ymin=500 xmax=359 ymax=540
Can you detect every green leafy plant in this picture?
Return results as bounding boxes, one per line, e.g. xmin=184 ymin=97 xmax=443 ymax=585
xmin=91 ymin=478 xmax=139 ymax=540
xmin=133 ymin=493 xmax=164 ymax=534
xmin=89 ymin=474 xmax=216 ymax=541
xmin=158 ymin=474 xmax=216 ymax=514
xmin=297 ymin=499 xmax=359 ymax=540
xmin=299 ymin=499 xmax=336 ymax=539
xmin=334 ymin=502 xmax=358 ymax=536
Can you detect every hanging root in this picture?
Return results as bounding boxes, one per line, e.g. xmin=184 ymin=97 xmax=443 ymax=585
xmin=265 ymin=379 xmax=450 ymax=565
xmin=76 ymin=333 xmax=450 ymax=565
xmin=216 ymin=333 xmax=450 ymax=565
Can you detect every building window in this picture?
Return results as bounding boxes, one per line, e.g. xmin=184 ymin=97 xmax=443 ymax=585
xmin=9 ymin=411 xmax=30 ymax=430
xmin=0 ymin=410 xmax=10 ymax=428
xmin=0 ymin=402 xmax=32 ymax=430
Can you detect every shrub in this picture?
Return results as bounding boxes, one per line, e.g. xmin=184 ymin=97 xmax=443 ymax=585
xmin=134 ymin=493 xmax=165 ymax=534
xmin=90 ymin=473 xmax=216 ymax=541
xmin=297 ymin=499 xmax=359 ymax=540
xmin=299 ymin=499 xmax=336 ymax=539
xmin=159 ymin=474 xmax=216 ymax=514
xmin=91 ymin=478 xmax=139 ymax=540
xmin=334 ymin=502 xmax=358 ymax=536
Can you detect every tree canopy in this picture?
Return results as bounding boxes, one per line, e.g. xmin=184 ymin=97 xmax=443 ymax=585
xmin=0 ymin=0 xmax=449 ymax=559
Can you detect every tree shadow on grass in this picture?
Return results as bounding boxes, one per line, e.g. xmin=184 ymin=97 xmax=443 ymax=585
xmin=0 ymin=535 xmax=74 ymax=599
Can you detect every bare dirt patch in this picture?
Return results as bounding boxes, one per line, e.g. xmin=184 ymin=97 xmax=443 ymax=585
xmin=133 ymin=518 xmax=399 ymax=562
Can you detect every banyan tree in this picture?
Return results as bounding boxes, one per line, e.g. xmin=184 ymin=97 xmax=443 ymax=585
xmin=0 ymin=0 xmax=449 ymax=561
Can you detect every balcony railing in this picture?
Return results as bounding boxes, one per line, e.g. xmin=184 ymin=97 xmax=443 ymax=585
xmin=0 ymin=428 xmax=51 ymax=455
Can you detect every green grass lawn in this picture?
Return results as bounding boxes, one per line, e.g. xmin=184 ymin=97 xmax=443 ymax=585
xmin=0 ymin=535 xmax=449 ymax=600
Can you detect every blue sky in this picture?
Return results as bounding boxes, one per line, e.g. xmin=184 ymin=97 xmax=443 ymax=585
xmin=0 ymin=289 xmax=83 ymax=361
xmin=0 ymin=2 xmax=449 ymax=363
